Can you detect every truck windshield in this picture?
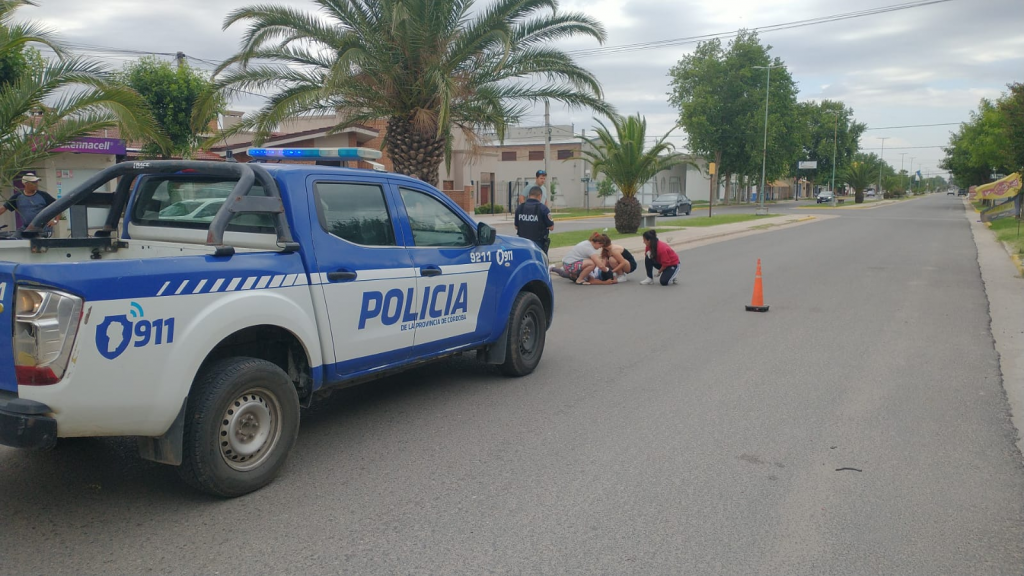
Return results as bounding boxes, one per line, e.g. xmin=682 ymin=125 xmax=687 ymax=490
xmin=131 ymin=176 xmax=275 ymax=232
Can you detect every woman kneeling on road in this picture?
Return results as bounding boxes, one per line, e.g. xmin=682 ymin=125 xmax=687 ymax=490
xmin=554 ymin=238 xmax=600 ymax=285
xmin=641 ymin=230 xmax=679 ymax=286
xmin=589 ymin=233 xmax=638 ymax=283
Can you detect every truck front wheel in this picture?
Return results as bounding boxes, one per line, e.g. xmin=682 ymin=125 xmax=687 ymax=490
xmin=178 ymin=357 xmax=300 ymax=497
xmin=501 ymin=292 xmax=547 ymax=377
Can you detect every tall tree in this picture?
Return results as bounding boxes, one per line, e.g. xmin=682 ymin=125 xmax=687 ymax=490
xmin=209 ymin=0 xmax=612 ymax=186
xmin=578 ymin=114 xmax=688 ymax=233
xmin=0 ymin=0 xmax=164 ymax=190
xmin=798 ymin=100 xmax=865 ymax=192
xmin=669 ymin=30 xmax=801 ymax=204
xmin=997 ymin=82 xmax=1024 ymax=174
xmin=941 ymin=97 xmax=1014 ymax=187
xmin=116 ymin=56 xmax=223 ymax=158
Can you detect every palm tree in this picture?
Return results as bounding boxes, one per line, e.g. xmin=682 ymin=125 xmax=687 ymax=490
xmin=0 ymin=0 xmax=165 ymax=189
xmin=579 ymin=114 xmax=689 ymax=233
xmin=209 ymin=0 xmax=612 ymax=185
xmin=842 ymin=159 xmax=877 ymax=204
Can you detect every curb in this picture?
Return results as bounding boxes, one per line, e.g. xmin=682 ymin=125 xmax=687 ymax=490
xmin=659 ymin=215 xmax=817 ymax=249
xmin=550 ymin=213 xmax=613 ymax=222
xmin=1008 ymin=248 xmax=1024 ymax=278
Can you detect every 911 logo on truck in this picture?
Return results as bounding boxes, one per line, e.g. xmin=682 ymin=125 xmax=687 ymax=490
xmin=95 ymin=302 xmax=175 ymax=360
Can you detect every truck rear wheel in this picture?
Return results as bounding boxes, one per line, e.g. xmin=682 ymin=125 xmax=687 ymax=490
xmin=501 ymin=292 xmax=547 ymax=377
xmin=178 ymin=357 xmax=300 ymax=497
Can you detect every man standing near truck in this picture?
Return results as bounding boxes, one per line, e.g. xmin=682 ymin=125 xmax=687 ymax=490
xmin=515 ymin=185 xmax=554 ymax=254
xmin=0 ymin=173 xmax=58 ymax=235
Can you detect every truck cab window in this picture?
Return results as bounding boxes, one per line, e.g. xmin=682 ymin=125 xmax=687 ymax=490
xmin=313 ymin=182 xmax=397 ymax=246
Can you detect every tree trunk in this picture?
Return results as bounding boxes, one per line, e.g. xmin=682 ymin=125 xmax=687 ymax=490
xmin=386 ymin=116 xmax=446 ymax=186
xmin=614 ymin=196 xmax=642 ymax=234
xmin=855 ymin=190 xmax=864 ymax=204
xmin=723 ymin=172 xmax=731 ymax=205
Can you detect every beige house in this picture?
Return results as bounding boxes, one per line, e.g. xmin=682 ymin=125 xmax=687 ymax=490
xmin=440 ymin=124 xmax=720 ymax=211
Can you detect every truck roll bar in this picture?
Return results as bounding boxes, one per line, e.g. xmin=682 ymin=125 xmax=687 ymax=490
xmin=23 ymin=160 xmax=295 ymax=252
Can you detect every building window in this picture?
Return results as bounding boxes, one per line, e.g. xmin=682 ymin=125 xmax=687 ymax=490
xmin=529 ymin=151 xmax=544 ymax=161
xmin=557 ymin=149 xmax=574 ymax=160
xmin=501 ymin=151 xmax=517 ymax=161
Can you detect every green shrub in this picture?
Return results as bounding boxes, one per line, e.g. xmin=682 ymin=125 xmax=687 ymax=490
xmin=475 ymin=204 xmax=505 ymax=215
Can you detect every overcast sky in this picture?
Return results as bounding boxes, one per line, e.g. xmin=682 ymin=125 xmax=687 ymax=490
xmin=22 ymin=0 xmax=1023 ymax=178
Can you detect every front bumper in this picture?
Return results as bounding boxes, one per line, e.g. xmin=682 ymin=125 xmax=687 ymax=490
xmin=0 ymin=395 xmax=57 ymax=449
xmin=649 ymin=207 xmax=672 ymax=214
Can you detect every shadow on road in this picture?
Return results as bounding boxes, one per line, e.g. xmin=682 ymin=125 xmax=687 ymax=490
xmin=0 ymin=354 xmax=504 ymax=508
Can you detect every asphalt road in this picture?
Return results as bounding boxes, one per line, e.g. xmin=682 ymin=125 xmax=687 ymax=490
xmin=2 ymin=194 xmax=1021 ymax=575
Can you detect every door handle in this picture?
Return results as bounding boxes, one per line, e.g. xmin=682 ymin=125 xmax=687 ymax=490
xmin=327 ymin=270 xmax=357 ymax=282
xmin=420 ymin=267 xmax=442 ymax=277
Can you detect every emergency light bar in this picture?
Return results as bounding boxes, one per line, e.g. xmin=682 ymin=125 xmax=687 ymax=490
xmin=247 ymin=147 xmax=383 ymax=161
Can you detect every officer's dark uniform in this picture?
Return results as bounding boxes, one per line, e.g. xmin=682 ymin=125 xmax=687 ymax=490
xmin=514 ymin=197 xmax=554 ymax=254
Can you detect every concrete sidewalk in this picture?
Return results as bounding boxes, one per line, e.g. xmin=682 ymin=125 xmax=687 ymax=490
xmin=547 ymin=213 xmax=829 ymax=263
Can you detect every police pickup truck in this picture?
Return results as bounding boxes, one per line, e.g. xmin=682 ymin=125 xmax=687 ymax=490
xmin=0 ymin=148 xmax=553 ymax=497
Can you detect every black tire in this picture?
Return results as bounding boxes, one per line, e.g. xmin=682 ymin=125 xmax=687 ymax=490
xmin=178 ymin=357 xmax=300 ymax=498
xmin=671 ymin=208 xmax=678 ymax=216
xmin=685 ymin=207 xmax=692 ymax=216
xmin=501 ymin=292 xmax=547 ymax=377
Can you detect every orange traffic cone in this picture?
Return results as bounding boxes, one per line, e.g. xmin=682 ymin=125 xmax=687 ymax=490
xmin=745 ymin=259 xmax=769 ymax=312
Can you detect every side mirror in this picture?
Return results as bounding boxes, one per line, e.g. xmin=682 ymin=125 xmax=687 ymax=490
xmin=477 ymin=222 xmax=496 ymax=246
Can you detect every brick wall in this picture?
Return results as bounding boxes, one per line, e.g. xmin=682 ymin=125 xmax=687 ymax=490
xmin=444 ymin=185 xmax=475 ymax=213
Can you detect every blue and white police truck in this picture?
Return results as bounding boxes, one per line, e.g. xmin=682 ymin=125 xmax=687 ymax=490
xmin=0 ymin=148 xmax=553 ymax=497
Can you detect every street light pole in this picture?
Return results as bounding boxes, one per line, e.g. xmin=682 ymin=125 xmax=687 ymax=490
xmin=831 ymin=111 xmax=839 ymax=193
xmin=754 ymin=64 xmax=780 ymax=212
xmin=899 ymin=152 xmax=907 ymax=194
xmin=877 ymin=136 xmax=889 ymax=199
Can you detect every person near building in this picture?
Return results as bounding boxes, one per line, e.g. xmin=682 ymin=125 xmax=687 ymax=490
xmin=534 ymin=170 xmax=548 ymax=206
xmin=0 ymin=173 xmax=58 ymax=235
xmin=514 ymin=185 xmax=554 ymax=254
xmin=521 ymin=170 xmax=549 ymax=207
xmin=640 ymin=229 xmax=680 ymax=286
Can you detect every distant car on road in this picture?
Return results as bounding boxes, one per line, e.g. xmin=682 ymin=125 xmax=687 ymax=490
xmin=816 ymin=190 xmax=835 ymax=204
xmin=648 ymin=194 xmax=692 ymax=216
xmin=958 ymin=188 xmax=968 ymax=197
xmin=947 ymin=189 xmax=955 ymax=195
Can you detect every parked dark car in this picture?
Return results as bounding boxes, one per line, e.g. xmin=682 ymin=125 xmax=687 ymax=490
xmin=648 ymin=194 xmax=692 ymax=216
xmin=816 ymin=190 xmax=835 ymax=204
xmin=958 ymin=188 xmax=968 ymax=196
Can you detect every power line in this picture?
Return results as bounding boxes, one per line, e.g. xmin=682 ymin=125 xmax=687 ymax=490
xmin=864 ymin=122 xmax=960 ymax=130
xmin=565 ymin=0 xmax=958 ymax=58
xmin=860 ymin=145 xmax=946 ymax=150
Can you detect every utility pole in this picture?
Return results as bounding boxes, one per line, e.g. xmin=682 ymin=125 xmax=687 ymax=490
xmin=544 ymin=99 xmax=551 ymax=206
xmin=876 ymin=136 xmax=889 ymax=199
xmin=753 ymin=64 xmax=780 ymax=212
xmin=175 ymin=51 xmax=186 ymax=69
xmin=830 ymin=110 xmax=839 ymax=193
xmin=899 ymin=152 xmax=907 ymax=194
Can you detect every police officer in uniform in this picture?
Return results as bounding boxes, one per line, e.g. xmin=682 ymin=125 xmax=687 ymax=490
xmin=514 ymin=185 xmax=554 ymax=254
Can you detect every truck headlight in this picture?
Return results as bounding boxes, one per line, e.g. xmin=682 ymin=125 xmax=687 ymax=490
xmin=14 ymin=287 xmax=83 ymax=386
